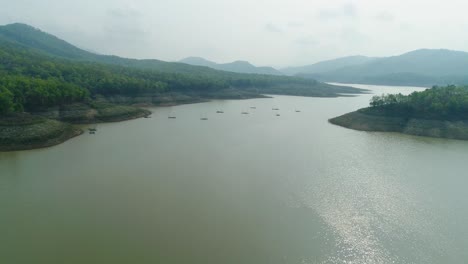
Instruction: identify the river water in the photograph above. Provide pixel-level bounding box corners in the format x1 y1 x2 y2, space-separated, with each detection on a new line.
1 84 468 264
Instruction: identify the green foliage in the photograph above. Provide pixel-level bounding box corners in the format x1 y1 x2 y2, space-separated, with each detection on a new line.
0 23 364 113
0 86 14 113
367 85 468 120
0 76 89 111
0 39 362 113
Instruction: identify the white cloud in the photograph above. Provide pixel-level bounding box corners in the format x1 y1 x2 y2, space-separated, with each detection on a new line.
375 11 395 22
265 23 283 33
318 2 358 20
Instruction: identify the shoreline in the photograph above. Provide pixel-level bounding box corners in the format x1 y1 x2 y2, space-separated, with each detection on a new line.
0 118 85 152
330 111 468 140
0 94 265 152
0 106 152 152
0 126 84 152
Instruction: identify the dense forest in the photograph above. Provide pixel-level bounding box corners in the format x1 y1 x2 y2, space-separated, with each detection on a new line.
0 23 364 114
0 24 370 113
0 41 346 113
365 85 468 120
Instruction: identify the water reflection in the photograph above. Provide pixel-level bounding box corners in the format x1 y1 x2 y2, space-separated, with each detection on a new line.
1 84 468 263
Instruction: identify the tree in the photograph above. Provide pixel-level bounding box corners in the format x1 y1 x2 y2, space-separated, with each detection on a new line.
0 86 14 114
370 95 384 107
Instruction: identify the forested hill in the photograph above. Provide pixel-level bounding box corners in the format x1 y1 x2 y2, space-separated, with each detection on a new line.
0 23 365 114
282 56 376 76
329 85 468 141
179 57 283 75
0 23 222 75
295 49 468 87
365 85 468 120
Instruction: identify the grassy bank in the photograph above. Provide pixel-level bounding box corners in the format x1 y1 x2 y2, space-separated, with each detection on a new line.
0 103 151 151
33 102 151 124
330 110 468 140
0 114 83 151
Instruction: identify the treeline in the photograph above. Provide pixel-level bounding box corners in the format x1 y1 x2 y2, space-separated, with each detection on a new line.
368 85 468 120
0 76 88 112
0 40 327 114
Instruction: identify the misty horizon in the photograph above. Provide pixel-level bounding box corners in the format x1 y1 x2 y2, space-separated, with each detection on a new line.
1 0 468 67
0 21 461 70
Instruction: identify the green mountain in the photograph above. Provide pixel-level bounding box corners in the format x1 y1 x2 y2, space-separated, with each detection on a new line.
0 23 227 75
296 49 468 86
0 23 365 114
180 57 283 75
281 56 376 75
0 23 96 60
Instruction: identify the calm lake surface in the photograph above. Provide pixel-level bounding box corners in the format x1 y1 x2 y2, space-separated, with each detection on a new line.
2 84 468 264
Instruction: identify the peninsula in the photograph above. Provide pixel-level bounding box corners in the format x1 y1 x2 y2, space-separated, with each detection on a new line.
330 85 468 140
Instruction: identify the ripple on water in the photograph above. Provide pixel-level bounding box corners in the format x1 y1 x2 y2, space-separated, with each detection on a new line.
293 136 450 264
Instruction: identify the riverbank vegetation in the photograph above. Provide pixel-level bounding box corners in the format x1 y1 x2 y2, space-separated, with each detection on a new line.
330 85 468 140
365 85 468 120
0 103 150 151
0 113 82 151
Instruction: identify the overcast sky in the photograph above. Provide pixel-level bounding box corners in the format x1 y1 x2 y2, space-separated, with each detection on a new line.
1 0 468 67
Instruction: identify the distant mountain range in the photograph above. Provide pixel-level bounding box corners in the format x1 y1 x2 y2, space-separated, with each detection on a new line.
284 50 468 87
184 48 468 87
0 23 281 77
2 23 468 88
180 57 283 75
282 56 377 75
0 23 238 76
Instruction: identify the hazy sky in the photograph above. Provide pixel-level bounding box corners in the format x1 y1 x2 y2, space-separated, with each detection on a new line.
1 0 468 67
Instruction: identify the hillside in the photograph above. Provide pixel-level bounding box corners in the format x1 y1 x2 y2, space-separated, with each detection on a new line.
296 49 468 86
0 23 366 115
0 23 231 75
282 55 376 75
180 57 283 75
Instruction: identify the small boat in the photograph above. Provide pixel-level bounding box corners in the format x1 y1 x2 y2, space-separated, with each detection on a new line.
250 107 256 109
216 111 224 114
168 116 176 119
200 117 208 121
295 110 301 113
241 112 249 115
144 115 152 118
272 108 279 111
276 114 281 116
88 128 97 132
89 131 96 135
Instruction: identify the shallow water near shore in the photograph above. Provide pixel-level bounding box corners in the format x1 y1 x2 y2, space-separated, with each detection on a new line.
1 84 468 263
